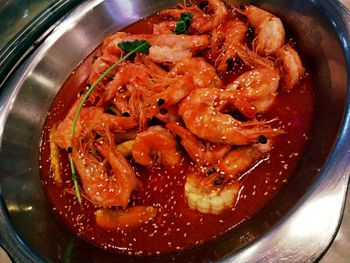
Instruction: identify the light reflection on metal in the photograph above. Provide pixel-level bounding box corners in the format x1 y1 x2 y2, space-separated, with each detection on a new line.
30 73 55 89
0 0 350 262
6 204 33 213
105 0 139 22
289 194 341 239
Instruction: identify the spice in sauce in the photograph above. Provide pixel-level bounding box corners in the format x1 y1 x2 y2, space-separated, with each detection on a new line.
39 7 314 255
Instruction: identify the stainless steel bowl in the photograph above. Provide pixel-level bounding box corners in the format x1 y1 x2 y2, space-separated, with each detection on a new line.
1 0 350 262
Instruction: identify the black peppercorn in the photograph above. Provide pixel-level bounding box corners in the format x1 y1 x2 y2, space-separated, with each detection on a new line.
207 168 216 175
258 135 268 144
214 177 223 186
157 98 165 106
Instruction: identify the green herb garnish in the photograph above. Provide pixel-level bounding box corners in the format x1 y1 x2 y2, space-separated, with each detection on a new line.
118 39 150 54
69 39 151 204
173 13 193 34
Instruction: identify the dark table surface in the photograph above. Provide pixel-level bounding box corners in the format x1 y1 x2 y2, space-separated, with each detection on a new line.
0 1 349 262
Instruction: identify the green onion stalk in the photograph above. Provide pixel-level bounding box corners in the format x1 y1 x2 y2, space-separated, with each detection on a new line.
68 41 150 204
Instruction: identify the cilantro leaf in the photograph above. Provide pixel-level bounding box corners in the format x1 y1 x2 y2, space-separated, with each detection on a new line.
118 39 151 54
173 13 192 35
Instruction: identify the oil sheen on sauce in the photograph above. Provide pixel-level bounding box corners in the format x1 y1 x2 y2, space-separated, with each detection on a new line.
39 14 314 255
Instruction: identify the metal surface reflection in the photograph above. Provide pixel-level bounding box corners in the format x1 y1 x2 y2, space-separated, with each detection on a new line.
0 0 349 262
289 195 342 239
0 0 55 50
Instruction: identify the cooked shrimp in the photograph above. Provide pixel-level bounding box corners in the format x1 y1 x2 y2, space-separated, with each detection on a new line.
72 137 138 207
98 58 167 107
184 141 271 214
179 88 283 145
79 107 137 137
227 66 280 112
239 5 285 56
54 96 137 148
166 122 231 166
87 52 123 102
69 108 137 207
143 75 195 121
275 44 305 92
102 32 210 63
161 0 228 33
101 32 150 57
234 44 274 69
153 21 176 34
216 141 271 180
213 20 248 73
87 55 116 88
147 75 195 113
88 39 148 102
169 57 223 89
146 58 222 118
96 206 157 229
95 56 172 129
132 126 181 167
149 34 210 63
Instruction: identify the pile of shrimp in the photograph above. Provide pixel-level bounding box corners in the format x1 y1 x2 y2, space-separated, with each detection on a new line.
51 0 305 227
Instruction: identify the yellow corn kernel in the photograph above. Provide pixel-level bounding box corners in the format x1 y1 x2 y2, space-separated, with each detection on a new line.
116 140 135 157
49 125 62 186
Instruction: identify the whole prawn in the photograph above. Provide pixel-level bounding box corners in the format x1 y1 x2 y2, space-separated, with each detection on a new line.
275 44 305 92
145 57 222 119
98 55 168 107
132 126 181 167
220 46 281 113
238 5 285 56
102 32 210 64
179 88 283 145
70 108 138 207
213 20 248 73
54 100 136 149
227 66 280 113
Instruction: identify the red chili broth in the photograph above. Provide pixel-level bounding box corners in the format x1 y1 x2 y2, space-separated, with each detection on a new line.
39 13 314 255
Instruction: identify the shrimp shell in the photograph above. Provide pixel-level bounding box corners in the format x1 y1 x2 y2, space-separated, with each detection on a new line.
132 126 181 167
275 44 305 92
179 88 284 145
239 5 285 56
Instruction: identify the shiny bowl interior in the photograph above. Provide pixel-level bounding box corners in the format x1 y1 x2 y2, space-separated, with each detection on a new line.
0 0 350 262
